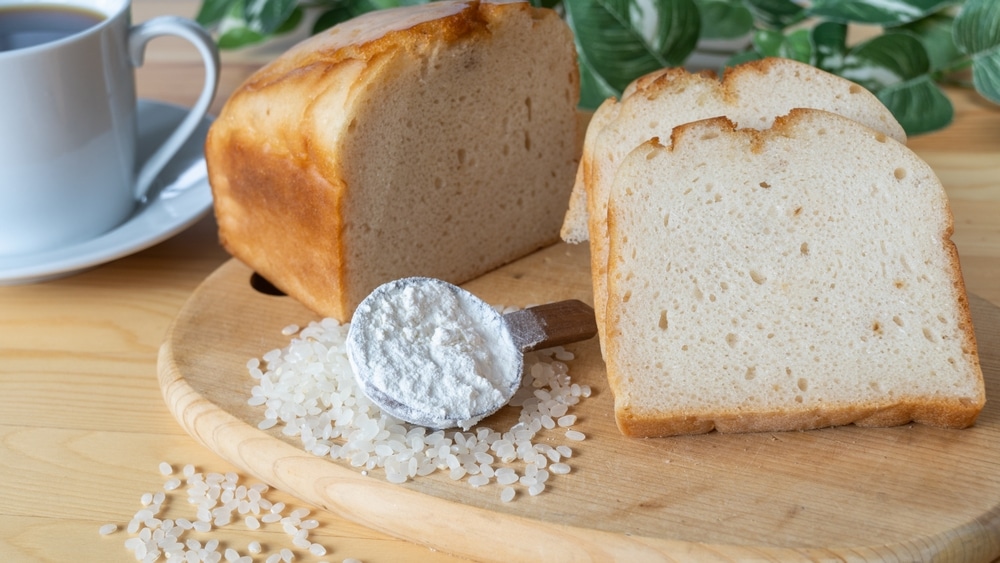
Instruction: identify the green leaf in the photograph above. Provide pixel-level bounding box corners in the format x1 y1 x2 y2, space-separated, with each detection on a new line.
693 0 753 40
313 5 358 33
971 55 1000 103
564 0 701 92
752 28 811 63
780 28 811 63
876 74 954 134
244 0 298 34
752 29 783 57
217 25 266 48
742 0 806 30
953 0 1000 102
901 11 963 72
724 48 763 68
216 0 267 48
954 0 1000 53
195 0 235 28
811 21 847 72
838 32 931 91
807 0 956 27
275 5 303 34
578 49 620 109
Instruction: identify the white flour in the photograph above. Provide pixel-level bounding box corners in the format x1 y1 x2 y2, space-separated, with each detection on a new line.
346 278 522 430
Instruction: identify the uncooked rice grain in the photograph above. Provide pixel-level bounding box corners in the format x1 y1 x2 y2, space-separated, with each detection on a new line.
246 313 589 502
105 462 359 563
500 486 516 502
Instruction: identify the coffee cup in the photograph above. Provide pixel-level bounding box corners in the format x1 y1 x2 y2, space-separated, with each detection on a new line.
0 0 219 256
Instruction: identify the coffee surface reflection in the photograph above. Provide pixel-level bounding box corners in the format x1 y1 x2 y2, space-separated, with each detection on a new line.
0 5 104 52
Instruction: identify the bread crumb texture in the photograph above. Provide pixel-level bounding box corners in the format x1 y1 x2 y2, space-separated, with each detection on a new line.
206 1 579 321
606 109 984 437
564 58 907 360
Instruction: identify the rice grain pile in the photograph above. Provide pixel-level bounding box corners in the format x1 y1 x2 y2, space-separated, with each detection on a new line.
248 311 591 500
101 463 351 562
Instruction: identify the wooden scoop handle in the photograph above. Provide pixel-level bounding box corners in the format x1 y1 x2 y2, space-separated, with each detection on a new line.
503 300 598 353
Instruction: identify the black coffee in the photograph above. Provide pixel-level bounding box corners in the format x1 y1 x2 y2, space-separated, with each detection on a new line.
0 5 104 52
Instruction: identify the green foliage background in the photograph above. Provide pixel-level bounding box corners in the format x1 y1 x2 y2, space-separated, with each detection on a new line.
194 0 1000 136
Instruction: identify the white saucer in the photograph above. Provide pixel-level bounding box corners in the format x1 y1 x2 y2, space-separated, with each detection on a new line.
0 99 215 285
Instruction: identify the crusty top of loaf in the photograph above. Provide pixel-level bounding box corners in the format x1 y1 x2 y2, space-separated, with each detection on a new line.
206 0 578 321
560 57 907 244
238 1 545 92
604 108 983 437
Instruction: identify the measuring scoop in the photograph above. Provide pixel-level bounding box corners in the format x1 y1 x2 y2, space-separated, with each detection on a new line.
346 277 597 430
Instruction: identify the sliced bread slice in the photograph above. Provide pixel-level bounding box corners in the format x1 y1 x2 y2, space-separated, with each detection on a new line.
605 109 983 437
558 67 680 243
565 58 907 356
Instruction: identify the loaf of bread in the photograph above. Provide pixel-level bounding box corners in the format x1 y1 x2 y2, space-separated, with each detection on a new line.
206 1 579 322
561 59 907 354
605 109 984 437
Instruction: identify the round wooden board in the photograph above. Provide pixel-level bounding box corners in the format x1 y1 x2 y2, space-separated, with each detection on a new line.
158 242 1000 562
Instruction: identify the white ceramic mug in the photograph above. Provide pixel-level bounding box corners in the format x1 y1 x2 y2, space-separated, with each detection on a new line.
0 0 219 256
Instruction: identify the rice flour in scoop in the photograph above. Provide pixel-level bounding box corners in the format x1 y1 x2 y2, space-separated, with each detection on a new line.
346 277 597 430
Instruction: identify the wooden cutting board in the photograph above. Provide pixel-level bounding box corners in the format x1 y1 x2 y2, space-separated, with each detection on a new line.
158 242 1000 562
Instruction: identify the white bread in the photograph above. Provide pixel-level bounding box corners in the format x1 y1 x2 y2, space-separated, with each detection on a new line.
561 59 907 355
559 66 682 243
605 109 983 437
206 1 579 322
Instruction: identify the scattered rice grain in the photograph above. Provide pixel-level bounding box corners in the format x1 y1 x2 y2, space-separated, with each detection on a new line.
550 462 571 475
500 486 515 503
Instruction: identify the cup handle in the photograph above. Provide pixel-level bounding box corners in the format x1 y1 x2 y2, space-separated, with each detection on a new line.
128 16 220 201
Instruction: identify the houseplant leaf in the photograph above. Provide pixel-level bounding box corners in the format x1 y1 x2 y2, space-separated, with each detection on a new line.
195 0 235 28
564 0 701 93
742 0 806 30
217 0 266 48
245 0 299 34
752 28 811 63
953 0 1000 102
876 75 954 134
901 11 963 73
839 32 931 91
807 0 956 27
839 32 953 134
811 21 847 72
694 0 753 40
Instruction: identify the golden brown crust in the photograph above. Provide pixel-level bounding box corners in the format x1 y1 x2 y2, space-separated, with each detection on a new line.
239 1 520 93
207 1 577 322
615 396 984 438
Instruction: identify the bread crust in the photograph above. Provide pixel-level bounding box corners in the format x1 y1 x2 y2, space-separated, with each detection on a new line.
616 396 985 437
605 111 984 438
207 1 578 321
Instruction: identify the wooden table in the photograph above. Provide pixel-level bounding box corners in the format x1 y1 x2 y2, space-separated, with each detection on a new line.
2 2 999 561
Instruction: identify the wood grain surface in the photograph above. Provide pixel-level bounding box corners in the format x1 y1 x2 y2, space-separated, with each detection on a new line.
1 0 998 559
160 244 1000 562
